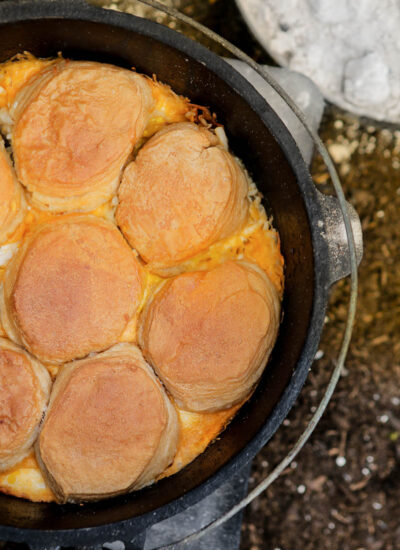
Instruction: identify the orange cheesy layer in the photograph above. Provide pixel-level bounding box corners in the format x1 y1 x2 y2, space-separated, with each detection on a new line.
0 55 284 502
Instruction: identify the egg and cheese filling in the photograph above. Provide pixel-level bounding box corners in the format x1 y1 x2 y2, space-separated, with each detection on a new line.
0 54 284 502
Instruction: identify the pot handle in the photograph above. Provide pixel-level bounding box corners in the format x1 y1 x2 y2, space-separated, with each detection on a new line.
315 189 363 286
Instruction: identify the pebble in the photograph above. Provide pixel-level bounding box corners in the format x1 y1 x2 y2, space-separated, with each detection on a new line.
377 520 388 530
328 143 352 163
336 456 346 467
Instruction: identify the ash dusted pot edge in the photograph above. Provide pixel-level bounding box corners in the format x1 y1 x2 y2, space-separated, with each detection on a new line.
0 0 362 546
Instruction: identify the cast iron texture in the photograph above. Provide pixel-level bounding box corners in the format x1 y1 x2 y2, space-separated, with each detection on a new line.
0 0 332 546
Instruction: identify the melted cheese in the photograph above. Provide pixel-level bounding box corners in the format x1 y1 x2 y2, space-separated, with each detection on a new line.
120 270 163 343
0 53 54 109
166 198 284 297
0 452 53 502
0 55 284 503
145 79 190 137
161 403 243 479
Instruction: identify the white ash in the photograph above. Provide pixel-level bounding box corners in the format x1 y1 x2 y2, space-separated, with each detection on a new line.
238 0 400 123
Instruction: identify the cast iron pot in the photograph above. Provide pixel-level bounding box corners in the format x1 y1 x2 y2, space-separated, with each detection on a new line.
0 1 361 546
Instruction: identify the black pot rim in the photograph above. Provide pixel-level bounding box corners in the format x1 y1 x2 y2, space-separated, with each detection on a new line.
0 1 331 545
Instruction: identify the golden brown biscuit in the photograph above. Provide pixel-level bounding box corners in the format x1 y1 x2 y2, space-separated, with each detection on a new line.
0 136 25 244
116 122 249 273
0 338 51 472
36 344 179 503
1 217 143 363
11 60 153 212
138 260 280 412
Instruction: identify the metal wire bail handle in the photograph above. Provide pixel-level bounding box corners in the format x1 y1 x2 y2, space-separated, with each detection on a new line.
116 1 359 547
